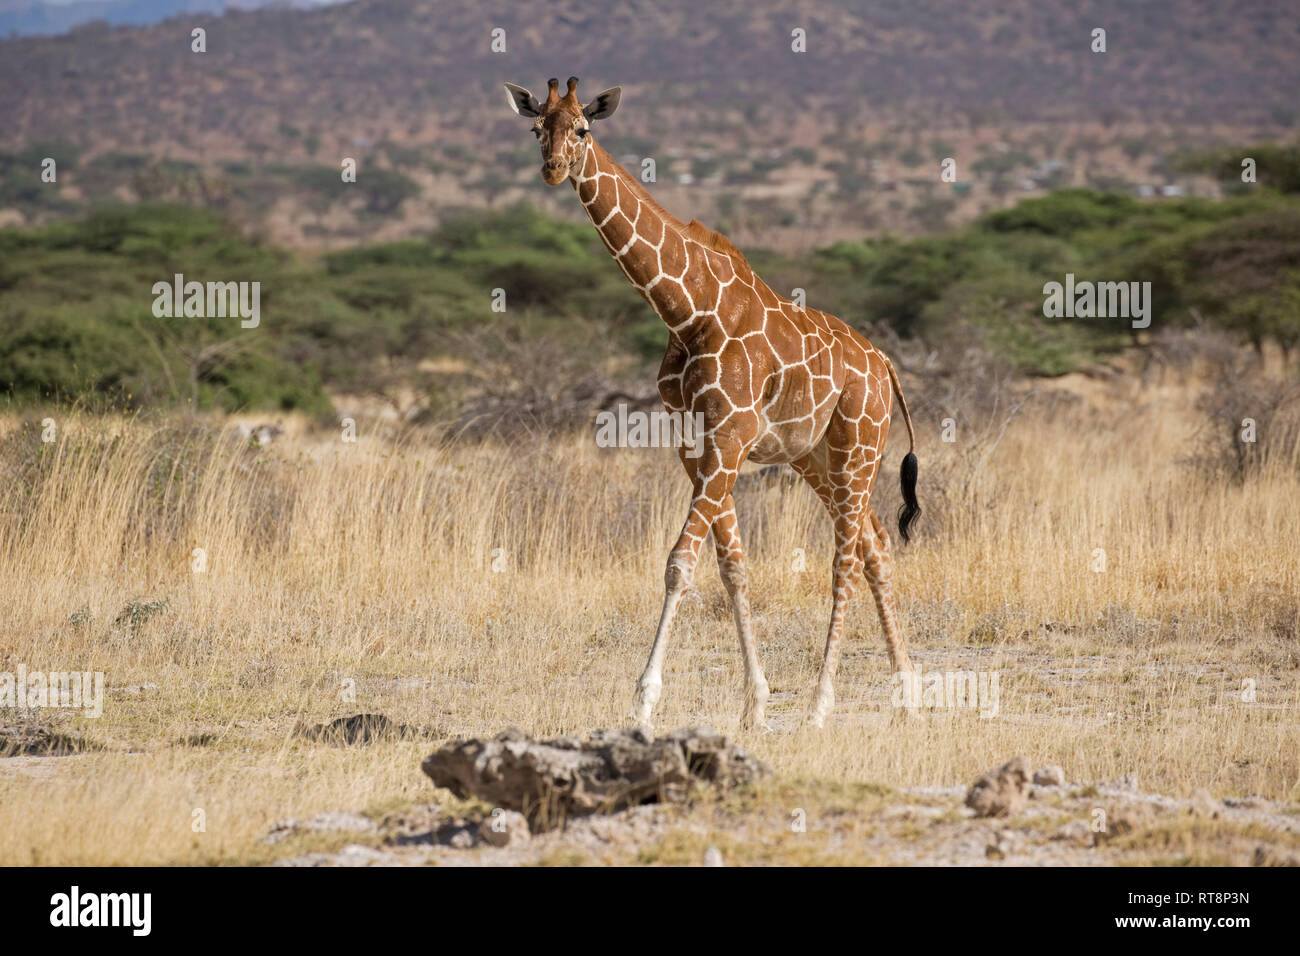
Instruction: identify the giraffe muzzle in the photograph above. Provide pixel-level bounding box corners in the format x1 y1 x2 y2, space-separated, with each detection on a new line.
541 159 569 186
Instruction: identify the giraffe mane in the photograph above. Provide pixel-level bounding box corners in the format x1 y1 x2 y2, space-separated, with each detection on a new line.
598 149 757 283
682 219 754 279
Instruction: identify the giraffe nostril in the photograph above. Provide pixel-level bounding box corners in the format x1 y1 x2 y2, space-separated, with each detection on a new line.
540 161 568 185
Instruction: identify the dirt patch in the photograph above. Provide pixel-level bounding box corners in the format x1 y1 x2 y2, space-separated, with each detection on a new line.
0 723 101 757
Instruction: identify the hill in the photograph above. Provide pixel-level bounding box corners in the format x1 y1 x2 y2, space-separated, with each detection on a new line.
1 0 1297 247
4 187 1297 419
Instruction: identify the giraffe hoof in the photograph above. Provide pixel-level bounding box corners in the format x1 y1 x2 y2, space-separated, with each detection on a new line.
741 685 771 734
802 710 827 731
628 703 655 733
632 679 661 726
803 689 833 729
740 713 773 734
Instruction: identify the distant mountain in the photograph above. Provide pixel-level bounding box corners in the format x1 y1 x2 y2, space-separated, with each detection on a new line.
6 0 1295 136
0 0 345 37
0 0 1296 248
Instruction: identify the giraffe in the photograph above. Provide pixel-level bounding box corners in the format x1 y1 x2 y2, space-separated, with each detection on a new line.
505 77 921 729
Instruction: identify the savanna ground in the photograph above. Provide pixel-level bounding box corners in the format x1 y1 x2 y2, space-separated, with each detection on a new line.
1 344 1298 866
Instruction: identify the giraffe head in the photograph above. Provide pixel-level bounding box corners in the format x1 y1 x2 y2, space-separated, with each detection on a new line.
504 76 622 186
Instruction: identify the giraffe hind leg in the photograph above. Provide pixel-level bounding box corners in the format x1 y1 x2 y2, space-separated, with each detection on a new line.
793 452 914 726
790 449 850 727
862 508 913 676
712 497 771 730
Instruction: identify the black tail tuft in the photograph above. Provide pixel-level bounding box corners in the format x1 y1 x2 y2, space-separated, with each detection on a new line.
897 451 921 543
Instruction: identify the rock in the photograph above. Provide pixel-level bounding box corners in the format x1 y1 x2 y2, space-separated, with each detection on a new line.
0 723 101 757
422 726 769 830
1108 773 1140 792
1095 803 1151 843
965 757 1031 818
1253 845 1300 867
1052 819 1096 848
1224 795 1270 810
264 811 378 844
332 844 396 866
297 713 421 746
273 844 404 867
1191 788 1220 818
1033 765 1065 787
985 828 1022 859
703 846 724 867
478 810 531 848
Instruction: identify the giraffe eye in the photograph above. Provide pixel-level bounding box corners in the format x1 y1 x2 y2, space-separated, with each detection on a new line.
576 127 589 138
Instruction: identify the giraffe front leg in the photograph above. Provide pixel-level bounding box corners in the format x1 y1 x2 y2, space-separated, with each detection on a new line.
633 552 691 726
634 438 742 728
712 498 770 732
634 491 727 728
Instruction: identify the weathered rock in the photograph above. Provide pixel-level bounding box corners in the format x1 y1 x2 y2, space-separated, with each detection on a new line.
264 811 378 845
1224 795 1270 810
1253 845 1300 867
965 756 1031 818
1052 819 1096 848
1191 788 1221 818
703 846 724 867
1107 773 1140 792
1095 802 1152 843
985 828 1022 859
298 713 421 746
1033 765 1066 787
0 723 101 757
478 810 531 848
422 726 768 829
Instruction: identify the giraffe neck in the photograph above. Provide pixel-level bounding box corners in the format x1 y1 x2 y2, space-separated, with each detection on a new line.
571 140 701 335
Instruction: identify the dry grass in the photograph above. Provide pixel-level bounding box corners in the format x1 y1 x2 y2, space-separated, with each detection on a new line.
0 366 1298 865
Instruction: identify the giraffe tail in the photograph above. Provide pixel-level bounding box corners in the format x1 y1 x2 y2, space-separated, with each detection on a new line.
885 357 921 543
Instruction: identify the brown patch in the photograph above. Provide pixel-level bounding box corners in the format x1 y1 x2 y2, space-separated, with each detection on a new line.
649 275 692 318
659 227 688 276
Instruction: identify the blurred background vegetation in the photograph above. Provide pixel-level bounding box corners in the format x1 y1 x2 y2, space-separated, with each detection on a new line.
2 144 1297 422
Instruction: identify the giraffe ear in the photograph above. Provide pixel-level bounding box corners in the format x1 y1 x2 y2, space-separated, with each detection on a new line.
504 83 542 117
583 87 622 122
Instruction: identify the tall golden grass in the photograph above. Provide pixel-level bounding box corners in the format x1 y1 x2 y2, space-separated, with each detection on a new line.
0 369 1297 863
